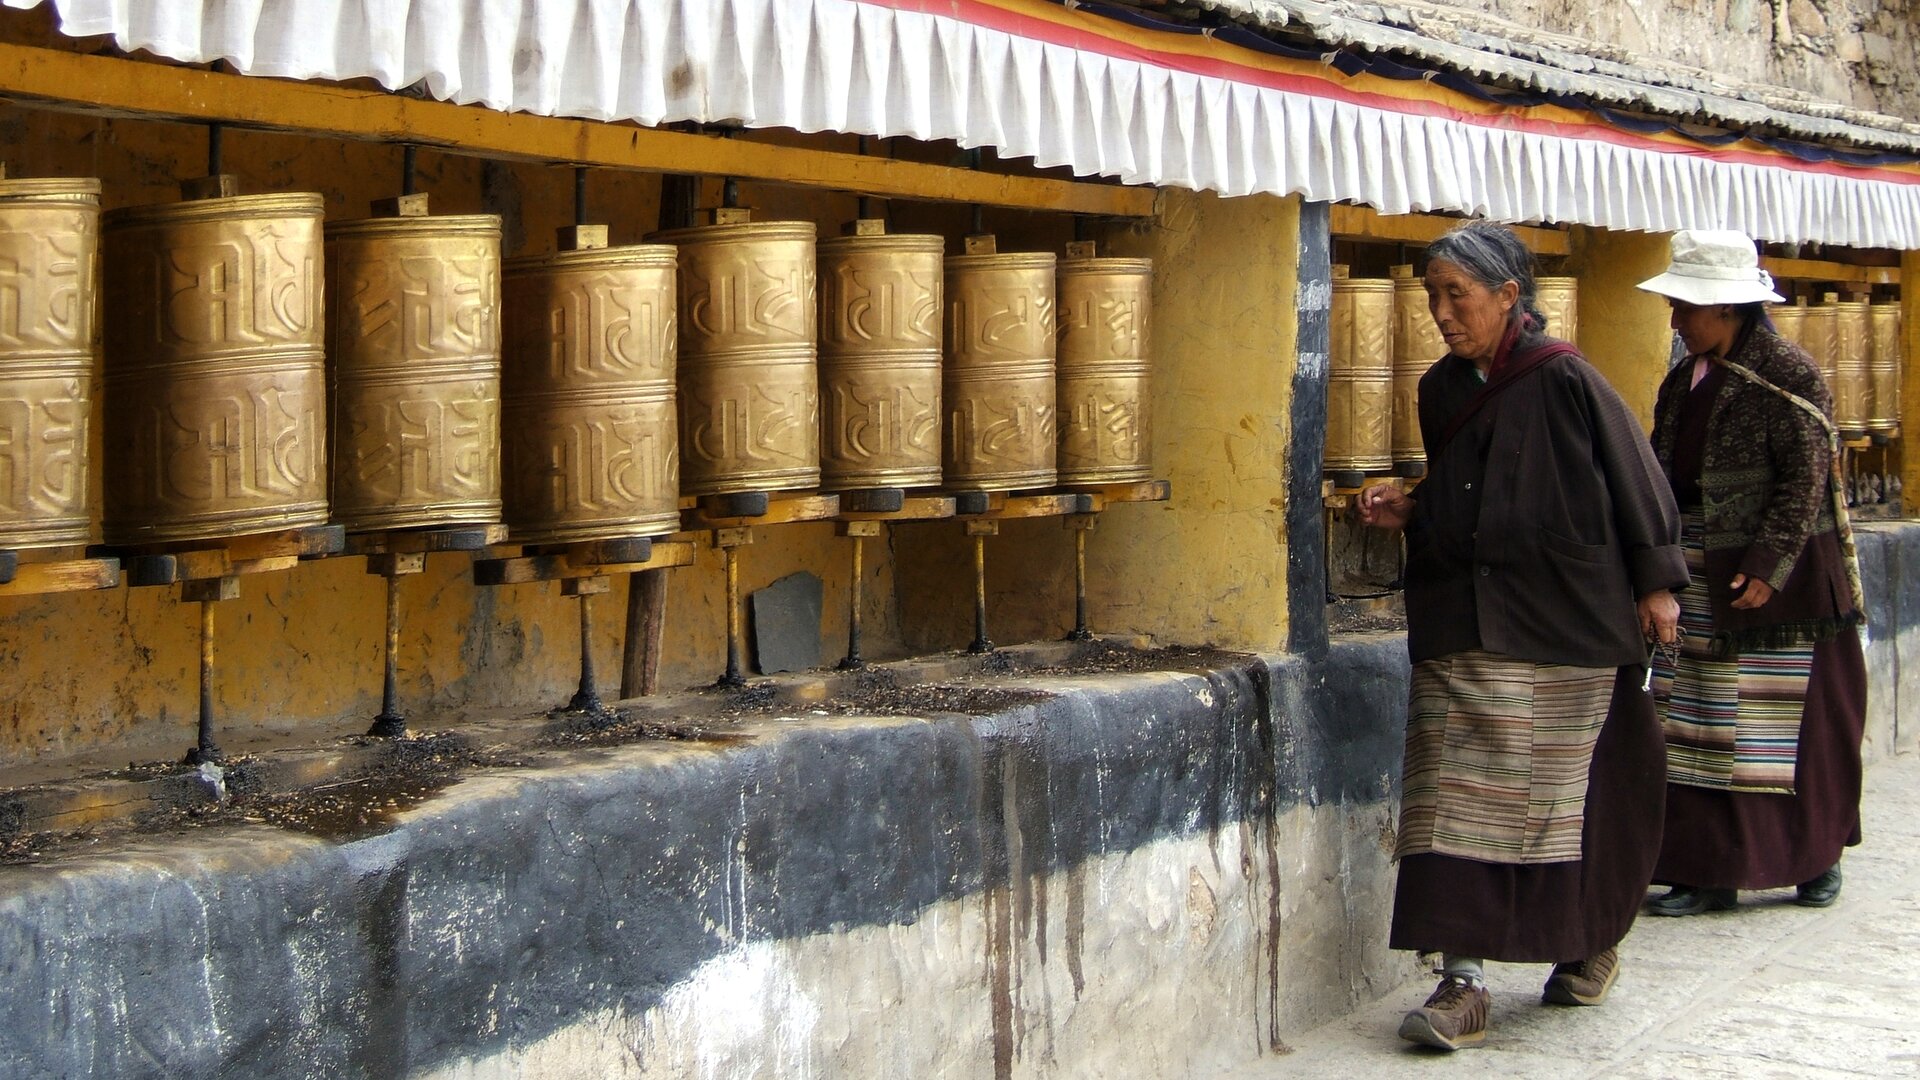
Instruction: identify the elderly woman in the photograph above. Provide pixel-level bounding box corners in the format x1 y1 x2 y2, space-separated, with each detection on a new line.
1637 231 1867 917
1360 221 1687 1051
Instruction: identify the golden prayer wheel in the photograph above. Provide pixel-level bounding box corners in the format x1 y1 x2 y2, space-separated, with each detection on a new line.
1809 295 1840 392
101 193 328 544
0 178 100 551
816 225 944 490
1056 245 1153 485
1868 303 1902 435
943 241 1057 491
1390 264 1441 471
1325 267 1393 474
1536 276 1578 343
500 241 681 542
1771 300 1807 351
1832 298 1871 437
654 217 819 496
326 212 503 531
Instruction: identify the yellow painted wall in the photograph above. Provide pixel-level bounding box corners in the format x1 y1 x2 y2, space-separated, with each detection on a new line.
1563 226 1677 428
894 189 1302 653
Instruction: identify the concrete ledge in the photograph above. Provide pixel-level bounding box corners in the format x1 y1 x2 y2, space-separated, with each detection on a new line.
0 640 1412 1078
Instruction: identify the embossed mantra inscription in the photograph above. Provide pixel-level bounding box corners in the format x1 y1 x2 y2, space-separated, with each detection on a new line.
817 233 943 490
1057 256 1153 485
0 179 100 550
655 221 819 496
102 193 329 543
501 244 680 542
1326 274 1393 473
944 251 1057 492
1391 267 1444 467
326 215 502 531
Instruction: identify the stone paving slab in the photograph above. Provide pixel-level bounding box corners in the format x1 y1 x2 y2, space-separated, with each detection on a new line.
1222 749 1920 1079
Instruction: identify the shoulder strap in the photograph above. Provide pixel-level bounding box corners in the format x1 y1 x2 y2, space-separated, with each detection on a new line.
1713 356 1865 620
1430 342 1577 459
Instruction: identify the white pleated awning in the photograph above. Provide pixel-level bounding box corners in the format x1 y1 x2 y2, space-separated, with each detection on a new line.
9 0 1920 248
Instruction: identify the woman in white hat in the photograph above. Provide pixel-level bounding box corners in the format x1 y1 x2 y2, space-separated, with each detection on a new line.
1636 230 1867 917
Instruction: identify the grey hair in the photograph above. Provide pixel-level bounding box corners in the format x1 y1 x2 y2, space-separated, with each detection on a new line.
1423 221 1549 338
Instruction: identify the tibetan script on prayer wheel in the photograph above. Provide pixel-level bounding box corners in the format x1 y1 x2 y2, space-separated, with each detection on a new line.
817 229 944 490
943 248 1057 492
1867 303 1902 436
1535 276 1579 344
1056 251 1153 486
101 193 328 543
1832 298 1871 438
1390 264 1442 472
0 178 99 551
326 213 503 531
1325 269 1394 474
501 243 681 542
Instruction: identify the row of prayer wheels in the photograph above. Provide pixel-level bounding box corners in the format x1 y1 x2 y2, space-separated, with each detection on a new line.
0 177 1154 553
1325 264 1580 475
1771 294 1904 438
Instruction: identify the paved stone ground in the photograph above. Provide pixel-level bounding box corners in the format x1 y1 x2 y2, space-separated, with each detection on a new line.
1226 749 1920 1079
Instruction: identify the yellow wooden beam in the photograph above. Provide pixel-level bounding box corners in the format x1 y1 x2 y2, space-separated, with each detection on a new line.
0 42 1156 217
1330 204 1571 256
1760 255 1899 286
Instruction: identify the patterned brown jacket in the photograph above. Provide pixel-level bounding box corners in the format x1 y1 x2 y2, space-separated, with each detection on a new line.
1650 322 1858 651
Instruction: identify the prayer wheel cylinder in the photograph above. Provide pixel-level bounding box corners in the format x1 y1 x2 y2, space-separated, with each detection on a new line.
816 230 944 490
1772 301 1807 352
1056 252 1153 485
0 178 100 551
101 193 328 544
943 249 1058 491
1390 264 1441 471
500 243 681 542
654 220 819 496
1325 268 1393 474
1809 296 1840 392
1536 276 1578 343
1868 303 1902 435
1833 298 1871 437
326 214 503 531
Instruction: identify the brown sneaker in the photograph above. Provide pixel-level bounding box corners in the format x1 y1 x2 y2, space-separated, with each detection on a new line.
1543 946 1620 1006
1397 975 1490 1051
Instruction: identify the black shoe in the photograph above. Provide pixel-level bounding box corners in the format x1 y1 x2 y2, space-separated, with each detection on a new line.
1795 863 1843 908
1646 885 1738 916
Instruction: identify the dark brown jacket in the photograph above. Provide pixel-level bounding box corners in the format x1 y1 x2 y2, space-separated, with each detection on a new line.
1651 323 1858 651
1405 343 1688 667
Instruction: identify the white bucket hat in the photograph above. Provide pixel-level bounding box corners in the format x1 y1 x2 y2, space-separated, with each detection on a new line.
1636 230 1784 306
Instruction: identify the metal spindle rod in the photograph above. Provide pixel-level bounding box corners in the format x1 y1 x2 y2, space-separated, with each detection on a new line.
1067 524 1092 641
368 574 407 738
402 144 419 196
574 165 589 226
969 532 994 654
567 592 607 714
723 177 740 210
839 535 867 669
190 599 222 763
721 546 746 687
207 123 224 177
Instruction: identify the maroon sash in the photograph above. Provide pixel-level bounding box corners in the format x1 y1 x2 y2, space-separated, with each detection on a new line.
1430 341 1580 459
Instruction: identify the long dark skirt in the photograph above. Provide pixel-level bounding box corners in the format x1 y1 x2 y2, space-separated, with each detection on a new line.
1654 628 1866 891
1389 667 1666 963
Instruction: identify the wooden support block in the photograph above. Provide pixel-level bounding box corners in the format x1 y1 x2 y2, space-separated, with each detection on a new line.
839 495 958 523
712 527 754 549
224 525 345 561
556 536 653 566
558 224 610 250
345 523 509 556
170 548 234 581
949 491 997 516
0 556 119 597
1062 479 1172 504
124 554 180 588
180 174 240 200
837 520 884 538
562 576 612 597
1066 515 1097 533
699 491 771 518
988 493 1088 520
229 555 300 577
181 576 241 603
370 192 432 217
473 541 695 586
965 519 1000 538
366 552 428 577
686 494 840 529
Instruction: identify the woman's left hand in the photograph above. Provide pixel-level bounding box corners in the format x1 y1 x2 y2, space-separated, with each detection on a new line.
1728 573 1775 609
1638 590 1680 645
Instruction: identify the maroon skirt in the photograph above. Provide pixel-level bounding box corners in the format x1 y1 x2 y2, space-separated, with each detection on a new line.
1389 667 1667 963
1653 629 1866 891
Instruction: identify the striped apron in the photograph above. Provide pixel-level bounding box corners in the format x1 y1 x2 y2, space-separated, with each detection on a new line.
1396 649 1615 865
1651 512 1812 795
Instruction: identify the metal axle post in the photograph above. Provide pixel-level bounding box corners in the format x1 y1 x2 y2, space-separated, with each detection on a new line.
1066 515 1094 641
714 528 753 687
966 519 998 654
192 598 221 763
565 587 609 715
367 573 407 737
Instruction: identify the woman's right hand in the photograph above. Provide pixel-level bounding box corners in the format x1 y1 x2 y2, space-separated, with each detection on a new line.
1358 483 1413 530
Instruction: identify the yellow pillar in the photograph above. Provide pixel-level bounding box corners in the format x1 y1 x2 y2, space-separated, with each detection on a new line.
1562 226 1676 428
1901 250 1920 510
1081 189 1302 651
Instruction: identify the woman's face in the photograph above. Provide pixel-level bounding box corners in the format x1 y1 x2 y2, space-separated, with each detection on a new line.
1424 260 1519 366
1668 299 1740 358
